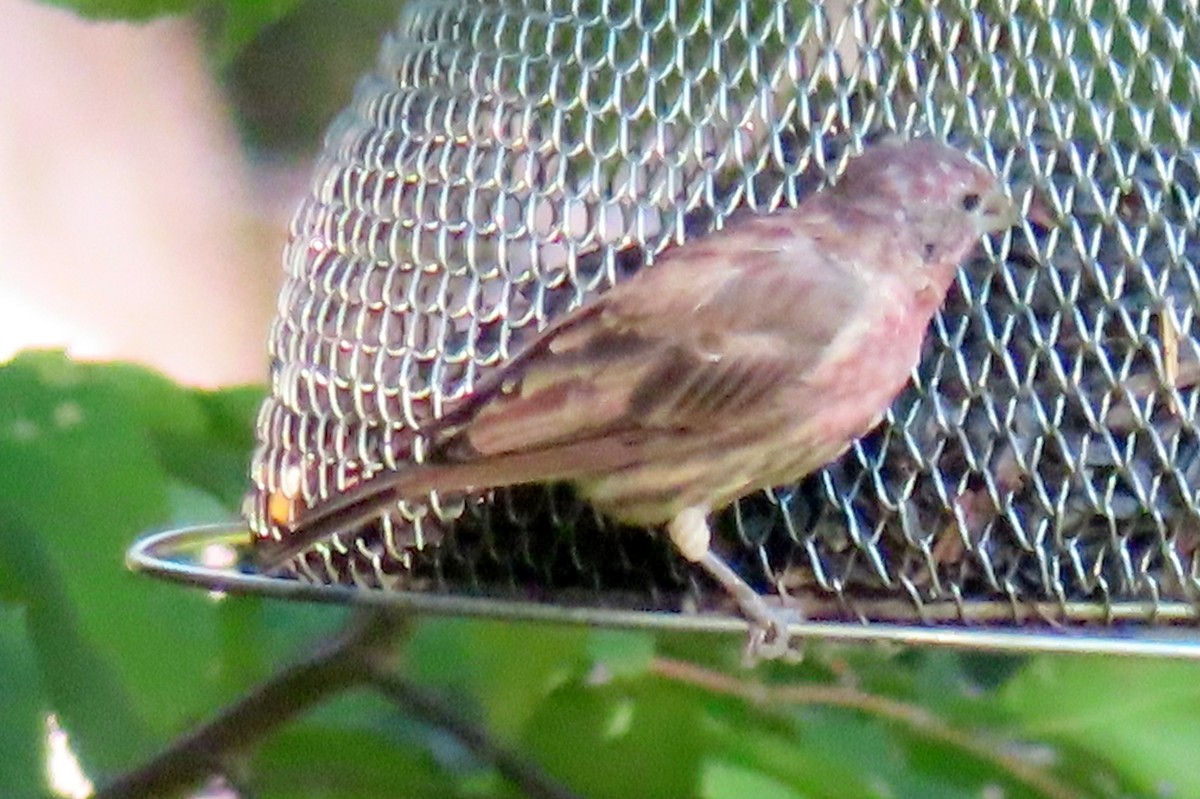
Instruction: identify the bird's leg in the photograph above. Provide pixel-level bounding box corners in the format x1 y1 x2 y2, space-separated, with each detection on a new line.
667 507 800 662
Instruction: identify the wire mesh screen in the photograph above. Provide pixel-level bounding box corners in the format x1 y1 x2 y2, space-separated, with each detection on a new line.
246 0 1200 625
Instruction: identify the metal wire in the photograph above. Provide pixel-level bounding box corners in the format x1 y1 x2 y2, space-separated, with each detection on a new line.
246 0 1200 628
130 524 1200 658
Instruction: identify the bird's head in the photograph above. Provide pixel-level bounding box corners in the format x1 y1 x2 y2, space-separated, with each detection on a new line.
831 137 1016 292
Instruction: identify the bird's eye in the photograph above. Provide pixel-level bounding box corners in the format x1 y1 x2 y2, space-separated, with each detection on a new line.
961 193 981 211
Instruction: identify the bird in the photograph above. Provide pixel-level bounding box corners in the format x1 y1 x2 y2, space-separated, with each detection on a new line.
256 137 1015 659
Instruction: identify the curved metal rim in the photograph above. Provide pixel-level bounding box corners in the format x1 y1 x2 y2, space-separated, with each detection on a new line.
127 523 1200 659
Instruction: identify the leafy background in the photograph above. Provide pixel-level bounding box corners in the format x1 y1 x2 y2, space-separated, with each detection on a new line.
2 1 1199 798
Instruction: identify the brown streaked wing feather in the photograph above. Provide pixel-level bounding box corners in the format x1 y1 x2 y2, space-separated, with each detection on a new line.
449 210 867 460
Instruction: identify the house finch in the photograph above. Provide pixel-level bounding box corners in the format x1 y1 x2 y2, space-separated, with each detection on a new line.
257 138 1015 658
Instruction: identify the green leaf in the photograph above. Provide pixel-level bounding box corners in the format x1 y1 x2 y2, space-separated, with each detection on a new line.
33 0 199 20
408 618 591 740
701 761 805 799
0 605 53 799
251 691 462 799
0 352 257 773
780 706 994 799
33 0 302 33
1002 655 1200 797
0 360 166 769
587 629 656 679
205 0 304 67
197 384 266 449
701 709 879 799
523 676 705 799
165 480 236 527
219 0 405 152
84 362 263 510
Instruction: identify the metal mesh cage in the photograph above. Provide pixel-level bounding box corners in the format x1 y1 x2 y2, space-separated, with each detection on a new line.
247 0 1200 626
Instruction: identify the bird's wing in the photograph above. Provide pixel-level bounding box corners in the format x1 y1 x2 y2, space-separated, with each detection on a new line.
442 210 868 461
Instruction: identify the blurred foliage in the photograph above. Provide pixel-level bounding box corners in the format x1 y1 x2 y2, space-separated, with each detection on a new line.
34 0 302 54
34 0 198 19
0 350 1198 799
35 0 398 156
214 0 403 155
198 0 304 67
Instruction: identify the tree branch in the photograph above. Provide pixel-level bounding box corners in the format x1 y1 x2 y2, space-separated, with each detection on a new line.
371 672 582 799
95 609 410 799
95 607 579 799
650 656 1085 799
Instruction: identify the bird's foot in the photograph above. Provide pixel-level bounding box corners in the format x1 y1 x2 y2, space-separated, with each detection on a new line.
738 593 805 667
669 508 803 664
695 549 804 665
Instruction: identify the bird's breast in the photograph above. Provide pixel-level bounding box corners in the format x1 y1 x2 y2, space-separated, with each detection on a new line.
796 291 929 450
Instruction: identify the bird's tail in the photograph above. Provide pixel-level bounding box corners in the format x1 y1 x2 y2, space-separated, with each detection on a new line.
254 436 639 572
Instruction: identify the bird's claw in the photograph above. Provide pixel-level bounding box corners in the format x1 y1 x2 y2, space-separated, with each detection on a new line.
692 547 805 665
740 607 805 667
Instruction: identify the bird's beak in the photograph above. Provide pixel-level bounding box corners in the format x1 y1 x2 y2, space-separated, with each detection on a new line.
975 189 1019 234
